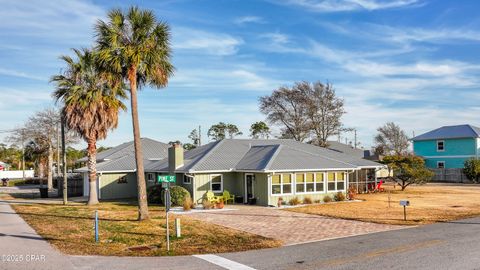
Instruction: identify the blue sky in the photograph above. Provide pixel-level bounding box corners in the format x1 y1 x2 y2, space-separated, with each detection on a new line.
1 0 480 149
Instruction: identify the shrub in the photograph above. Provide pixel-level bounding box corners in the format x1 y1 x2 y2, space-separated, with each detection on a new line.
202 199 213 210
303 197 313 204
334 192 346 202
464 158 480 183
314 199 321 204
323 195 332 203
288 197 301 205
183 196 193 211
170 186 191 206
348 186 357 200
147 185 191 206
147 185 163 204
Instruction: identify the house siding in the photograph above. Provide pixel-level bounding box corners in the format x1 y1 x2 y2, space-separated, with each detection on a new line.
414 138 478 169
99 173 138 199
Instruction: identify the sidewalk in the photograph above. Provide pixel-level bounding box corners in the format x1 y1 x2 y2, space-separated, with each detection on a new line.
0 201 74 270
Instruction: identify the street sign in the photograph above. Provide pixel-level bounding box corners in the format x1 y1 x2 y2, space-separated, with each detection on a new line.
399 200 410 206
158 175 176 183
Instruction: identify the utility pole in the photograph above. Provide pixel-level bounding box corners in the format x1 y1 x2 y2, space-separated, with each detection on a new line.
354 129 357 149
61 116 67 205
21 129 25 181
198 125 202 146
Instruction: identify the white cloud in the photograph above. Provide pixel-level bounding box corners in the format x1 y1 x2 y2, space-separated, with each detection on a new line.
275 0 421 12
172 27 244 56
234 16 265 25
0 68 46 81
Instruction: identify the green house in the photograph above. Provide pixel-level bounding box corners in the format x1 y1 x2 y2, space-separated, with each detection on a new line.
76 138 169 200
145 139 383 206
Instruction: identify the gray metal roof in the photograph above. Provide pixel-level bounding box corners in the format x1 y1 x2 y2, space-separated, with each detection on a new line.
77 138 169 162
75 138 169 173
146 139 383 173
412 124 480 141
326 141 370 159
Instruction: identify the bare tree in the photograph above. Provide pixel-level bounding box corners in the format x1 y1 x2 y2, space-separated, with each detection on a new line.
259 85 310 142
302 82 345 147
374 122 410 156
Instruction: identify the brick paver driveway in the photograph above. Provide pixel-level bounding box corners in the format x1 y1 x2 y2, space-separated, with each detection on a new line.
188 205 406 245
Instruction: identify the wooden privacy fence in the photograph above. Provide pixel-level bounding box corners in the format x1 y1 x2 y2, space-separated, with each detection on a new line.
430 168 472 183
57 174 84 197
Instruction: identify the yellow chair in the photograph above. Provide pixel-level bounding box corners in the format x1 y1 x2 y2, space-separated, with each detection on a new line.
205 191 221 204
223 190 235 204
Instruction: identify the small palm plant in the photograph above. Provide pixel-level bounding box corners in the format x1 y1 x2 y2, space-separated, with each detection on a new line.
52 48 126 205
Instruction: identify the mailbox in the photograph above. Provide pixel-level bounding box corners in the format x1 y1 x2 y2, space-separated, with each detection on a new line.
399 200 410 206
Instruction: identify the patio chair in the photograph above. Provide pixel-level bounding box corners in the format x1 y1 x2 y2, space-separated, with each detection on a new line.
223 190 235 204
205 191 221 204
375 180 385 192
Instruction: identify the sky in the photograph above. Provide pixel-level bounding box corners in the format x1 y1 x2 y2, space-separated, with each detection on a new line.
1 0 480 150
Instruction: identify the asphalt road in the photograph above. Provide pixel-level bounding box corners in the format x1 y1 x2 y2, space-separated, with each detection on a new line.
2 195 480 270
220 217 480 270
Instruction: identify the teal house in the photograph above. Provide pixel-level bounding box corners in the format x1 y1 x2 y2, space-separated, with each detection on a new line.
412 125 480 169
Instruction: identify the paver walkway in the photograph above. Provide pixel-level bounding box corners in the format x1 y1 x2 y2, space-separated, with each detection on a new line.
188 205 406 245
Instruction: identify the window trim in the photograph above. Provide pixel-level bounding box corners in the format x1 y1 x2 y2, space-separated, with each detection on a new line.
183 174 192 184
210 174 223 193
437 140 445 152
326 172 346 192
437 161 445 169
271 173 293 196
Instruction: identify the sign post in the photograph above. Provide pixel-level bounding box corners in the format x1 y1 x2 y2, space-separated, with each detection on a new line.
158 175 176 252
399 200 410 221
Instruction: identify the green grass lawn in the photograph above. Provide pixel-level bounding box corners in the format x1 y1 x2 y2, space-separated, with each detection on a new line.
12 202 281 256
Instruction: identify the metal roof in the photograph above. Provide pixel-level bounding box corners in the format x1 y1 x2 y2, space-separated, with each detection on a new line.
146 139 383 173
326 141 369 159
75 138 169 173
412 124 480 141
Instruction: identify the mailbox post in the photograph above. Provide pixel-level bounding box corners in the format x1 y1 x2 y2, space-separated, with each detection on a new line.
399 200 410 221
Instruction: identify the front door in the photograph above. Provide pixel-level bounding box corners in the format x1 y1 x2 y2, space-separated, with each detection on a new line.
245 174 255 203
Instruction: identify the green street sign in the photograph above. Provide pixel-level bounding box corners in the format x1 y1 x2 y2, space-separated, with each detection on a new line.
158 175 176 183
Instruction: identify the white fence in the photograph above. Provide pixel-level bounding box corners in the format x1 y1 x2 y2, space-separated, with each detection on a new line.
0 170 35 179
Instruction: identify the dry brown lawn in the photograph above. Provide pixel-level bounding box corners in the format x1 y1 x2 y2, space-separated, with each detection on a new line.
11 202 281 256
287 183 480 225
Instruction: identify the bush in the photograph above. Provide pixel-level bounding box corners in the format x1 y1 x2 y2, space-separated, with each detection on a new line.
147 185 191 206
303 197 313 204
288 197 301 205
147 185 163 204
202 199 213 210
464 158 480 183
183 196 193 211
170 186 191 206
323 195 332 203
334 192 346 202
314 199 321 204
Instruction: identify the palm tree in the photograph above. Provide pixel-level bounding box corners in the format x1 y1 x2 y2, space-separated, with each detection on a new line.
94 6 174 220
52 48 126 205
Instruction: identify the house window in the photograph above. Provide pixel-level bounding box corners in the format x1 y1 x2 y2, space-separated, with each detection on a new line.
296 173 305 193
146 173 155 182
437 161 445 169
315 173 324 192
118 175 128 184
305 173 315 192
327 172 336 191
271 174 293 195
210 174 223 192
437 140 445 152
337 172 345 191
183 175 192 184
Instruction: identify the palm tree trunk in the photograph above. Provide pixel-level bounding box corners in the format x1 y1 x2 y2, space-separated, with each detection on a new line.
87 137 99 205
129 68 149 221
47 143 53 190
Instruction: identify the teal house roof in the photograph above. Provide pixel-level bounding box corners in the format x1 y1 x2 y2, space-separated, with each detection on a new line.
412 125 480 141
